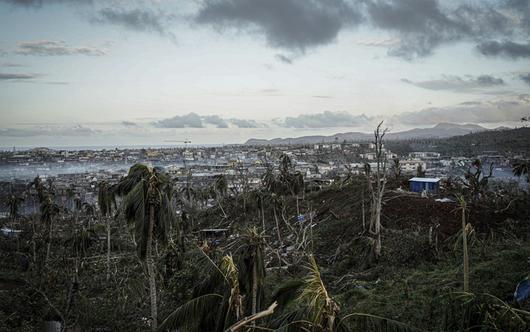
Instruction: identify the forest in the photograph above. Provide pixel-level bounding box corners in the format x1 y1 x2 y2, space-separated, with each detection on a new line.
1 128 530 331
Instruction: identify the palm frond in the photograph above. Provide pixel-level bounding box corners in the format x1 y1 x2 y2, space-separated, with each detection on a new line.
272 279 305 307
158 293 223 332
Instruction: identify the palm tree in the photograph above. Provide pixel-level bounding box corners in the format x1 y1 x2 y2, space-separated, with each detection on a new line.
513 160 529 182
229 226 266 316
271 255 419 332
7 190 24 223
98 181 115 281
40 193 60 267
213 174 228 217
160 249 269 332
115 164 175 330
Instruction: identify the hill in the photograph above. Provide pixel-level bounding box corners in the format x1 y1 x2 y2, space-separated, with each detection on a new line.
386 127 530 156
245 123 489 145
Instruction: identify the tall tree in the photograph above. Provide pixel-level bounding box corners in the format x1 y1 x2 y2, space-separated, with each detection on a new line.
98 181 115 281
115 164 175 330
230 227 266 316
364 122 388 259
40 193 60 267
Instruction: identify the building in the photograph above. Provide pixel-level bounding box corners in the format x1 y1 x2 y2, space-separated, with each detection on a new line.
400 160 426 173
409 177 440 193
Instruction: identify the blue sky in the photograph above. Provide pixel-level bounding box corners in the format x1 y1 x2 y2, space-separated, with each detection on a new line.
0 0 529 146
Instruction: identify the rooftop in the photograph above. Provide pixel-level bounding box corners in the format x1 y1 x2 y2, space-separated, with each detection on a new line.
409 177 441 183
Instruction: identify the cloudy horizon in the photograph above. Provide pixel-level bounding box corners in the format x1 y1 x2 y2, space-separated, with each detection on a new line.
1 0 529 147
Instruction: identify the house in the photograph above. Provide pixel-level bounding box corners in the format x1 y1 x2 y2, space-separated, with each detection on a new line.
400 160 427 173
409 177 440 193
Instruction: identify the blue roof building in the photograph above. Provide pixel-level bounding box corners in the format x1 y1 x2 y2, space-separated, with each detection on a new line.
409 177 441 193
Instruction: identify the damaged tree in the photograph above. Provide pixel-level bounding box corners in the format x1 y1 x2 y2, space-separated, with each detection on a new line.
364 121 388 259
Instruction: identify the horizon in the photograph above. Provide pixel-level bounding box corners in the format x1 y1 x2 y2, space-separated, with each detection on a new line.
1 0 530 147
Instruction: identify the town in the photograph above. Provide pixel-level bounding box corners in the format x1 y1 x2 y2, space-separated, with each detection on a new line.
0 135 525 217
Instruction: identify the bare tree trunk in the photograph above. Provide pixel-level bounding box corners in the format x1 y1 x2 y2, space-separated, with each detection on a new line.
106 217 111 281
374 197 382 257
462 207 469 292
147 205 158 331
273 205 282 248
251 261 258 315
31 215 37 264
45 218 53 267
261 199 266 232
361 190 365 232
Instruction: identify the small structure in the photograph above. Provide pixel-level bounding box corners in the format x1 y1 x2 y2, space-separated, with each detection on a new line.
409 177 441 193
198 228 228 241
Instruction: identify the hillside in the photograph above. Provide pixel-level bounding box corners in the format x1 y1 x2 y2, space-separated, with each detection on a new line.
245 123 489 145
386 127 530 156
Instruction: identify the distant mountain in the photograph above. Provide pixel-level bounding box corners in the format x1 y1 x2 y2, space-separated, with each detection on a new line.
245 123 489 145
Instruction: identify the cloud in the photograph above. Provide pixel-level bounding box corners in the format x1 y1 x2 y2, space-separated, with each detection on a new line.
364 0 516 59
16 40 106 56
476 40 530 59
0 125 98 137
203 115 229 128
282 111 373 128
154 113 265 128
402 74 505 92
92 8 176 40
520 73 530 86
395 96 530 125
0 72 39 80
154 112 204 128
195 0 362 52
228 118 260 128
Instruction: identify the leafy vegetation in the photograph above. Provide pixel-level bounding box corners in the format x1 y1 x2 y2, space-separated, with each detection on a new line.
1 152 530 331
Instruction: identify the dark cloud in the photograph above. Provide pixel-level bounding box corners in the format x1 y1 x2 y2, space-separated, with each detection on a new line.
520 73 530 86
92 8 176 40
476 40 530 59
365 0 513 59
402 74 505 92
282 111 372 128
195 0 362 52
16 40 105 56
395 96 530 125
0 72 38 80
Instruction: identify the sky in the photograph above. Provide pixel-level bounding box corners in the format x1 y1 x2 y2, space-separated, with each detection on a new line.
0 0 529 147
